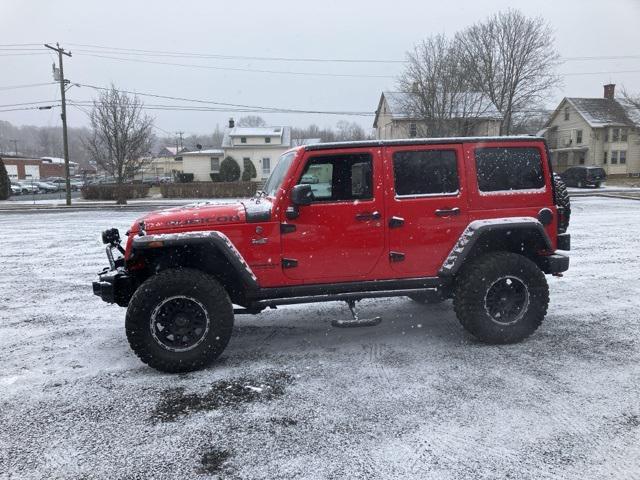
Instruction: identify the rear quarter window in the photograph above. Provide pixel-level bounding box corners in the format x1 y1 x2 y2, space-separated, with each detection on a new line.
475 147 545 192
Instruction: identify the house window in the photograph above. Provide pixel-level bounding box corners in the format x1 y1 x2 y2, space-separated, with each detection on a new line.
621 128 628 141
210 157 220 172
612 128 620 142
576 130 583 144
175 156 183 162
611 151 618 164
620 150 627 164
262 157 271 175
265 137 271 144
409 123 417 138
603 151 608 164
603 129 608 142
564 108 570 121
240 137 247 144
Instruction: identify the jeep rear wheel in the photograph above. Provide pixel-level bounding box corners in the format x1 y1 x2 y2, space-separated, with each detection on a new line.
126 268 234 373
453 252 549 344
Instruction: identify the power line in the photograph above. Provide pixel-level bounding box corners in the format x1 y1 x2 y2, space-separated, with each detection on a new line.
0 82 58 91
78 53 396 79
0 100 59 108
65 42 640 64
68 43 405 64
74 83 374 115
0 104 60 113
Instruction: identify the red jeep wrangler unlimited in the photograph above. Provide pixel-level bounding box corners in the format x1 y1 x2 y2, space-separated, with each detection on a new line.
94 136 571 373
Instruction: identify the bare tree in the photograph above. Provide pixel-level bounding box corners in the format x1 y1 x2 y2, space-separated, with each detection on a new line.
237 115 267 127
397 35 494 137
456 9 561 134
84 86 154 204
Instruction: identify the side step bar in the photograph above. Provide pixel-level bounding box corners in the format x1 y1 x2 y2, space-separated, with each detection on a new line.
249 288 439 309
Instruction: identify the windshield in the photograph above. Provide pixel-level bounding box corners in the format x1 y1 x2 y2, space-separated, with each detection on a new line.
263 151 296 197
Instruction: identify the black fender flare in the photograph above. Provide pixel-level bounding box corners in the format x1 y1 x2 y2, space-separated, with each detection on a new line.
132 231 259 289
438 217 552 277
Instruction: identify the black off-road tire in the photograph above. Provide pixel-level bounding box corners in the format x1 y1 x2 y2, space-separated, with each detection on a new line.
453 252 549 344
126 268 234 373
553 175 571 234
408 292 446 304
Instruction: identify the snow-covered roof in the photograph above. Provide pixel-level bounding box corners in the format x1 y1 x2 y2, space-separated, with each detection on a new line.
229 127 284 137
222 126 292 148
182 149 225 156
41 156 78 166
292 137 322 146
562 97 640 128
375 91 503 127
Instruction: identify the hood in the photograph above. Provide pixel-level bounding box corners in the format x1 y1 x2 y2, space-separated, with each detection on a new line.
135 201 247 233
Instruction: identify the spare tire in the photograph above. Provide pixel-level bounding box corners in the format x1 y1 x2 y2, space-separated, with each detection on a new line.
553 174 571 233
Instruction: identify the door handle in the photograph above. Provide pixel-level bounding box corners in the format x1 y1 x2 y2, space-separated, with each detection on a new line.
355 211 381 221
434 207 460 217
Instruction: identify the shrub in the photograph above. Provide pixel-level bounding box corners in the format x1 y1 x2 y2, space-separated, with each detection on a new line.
242 158 257 181
176 172 194 183
161 181 258 199
220 156 241 182
210 173 221 182
0 159 10 200
81 184 150 201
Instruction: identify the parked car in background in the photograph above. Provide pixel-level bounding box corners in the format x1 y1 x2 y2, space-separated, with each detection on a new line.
45 178 84 191
560 166 607 188
10 184 22 196
33 181 60 193
17 181 40 194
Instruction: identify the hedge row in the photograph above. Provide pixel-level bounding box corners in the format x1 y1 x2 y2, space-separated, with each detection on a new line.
160 181 258 199
81 184 151 200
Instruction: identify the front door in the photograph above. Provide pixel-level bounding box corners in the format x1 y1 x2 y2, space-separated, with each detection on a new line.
281 149 385 282
384 144 468 277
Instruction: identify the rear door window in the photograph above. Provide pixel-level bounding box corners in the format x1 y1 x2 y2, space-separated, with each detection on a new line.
475 147 545 192
393 149 459 196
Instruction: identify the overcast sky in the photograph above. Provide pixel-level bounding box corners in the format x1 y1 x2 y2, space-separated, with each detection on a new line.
2 0 640 137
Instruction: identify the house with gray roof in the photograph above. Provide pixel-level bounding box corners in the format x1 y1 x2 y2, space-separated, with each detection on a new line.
542 84 640 176
221 119 292 180
373 91 502 140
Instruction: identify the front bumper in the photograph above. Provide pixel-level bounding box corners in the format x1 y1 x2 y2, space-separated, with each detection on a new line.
92 268 134 307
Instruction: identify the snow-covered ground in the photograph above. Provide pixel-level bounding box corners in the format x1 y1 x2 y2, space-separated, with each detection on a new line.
1 198 639 479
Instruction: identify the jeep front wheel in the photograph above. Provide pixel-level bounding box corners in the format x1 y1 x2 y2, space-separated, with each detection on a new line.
125 268 234 373
453 252 549 344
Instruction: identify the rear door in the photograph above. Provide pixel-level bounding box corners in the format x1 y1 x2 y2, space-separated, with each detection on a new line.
280 148 385 282
384 143 468 276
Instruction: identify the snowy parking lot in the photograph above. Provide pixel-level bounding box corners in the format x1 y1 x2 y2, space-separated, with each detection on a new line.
1 197 639 479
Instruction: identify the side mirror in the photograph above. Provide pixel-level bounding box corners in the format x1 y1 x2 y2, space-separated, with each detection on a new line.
290 183 313 206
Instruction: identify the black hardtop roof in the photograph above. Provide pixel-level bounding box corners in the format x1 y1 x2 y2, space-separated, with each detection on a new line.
303 135 546 152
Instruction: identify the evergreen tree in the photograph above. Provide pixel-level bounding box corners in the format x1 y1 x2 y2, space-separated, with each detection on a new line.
242 158 257 181
219 156 241 182
0 158 11 200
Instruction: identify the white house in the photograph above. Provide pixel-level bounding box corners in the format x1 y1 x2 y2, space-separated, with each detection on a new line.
541 84 640 175
221 120 292 180
373 91 502 140
181 149 225 181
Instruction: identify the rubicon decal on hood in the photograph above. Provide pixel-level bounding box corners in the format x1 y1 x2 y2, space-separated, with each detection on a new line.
139 202 247 231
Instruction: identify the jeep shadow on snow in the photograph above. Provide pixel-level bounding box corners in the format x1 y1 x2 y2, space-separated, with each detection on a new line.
93 136 571 373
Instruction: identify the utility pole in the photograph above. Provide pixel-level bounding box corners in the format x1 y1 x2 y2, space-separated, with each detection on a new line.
45 43 72 205
10 139 18 155
176 131 184 152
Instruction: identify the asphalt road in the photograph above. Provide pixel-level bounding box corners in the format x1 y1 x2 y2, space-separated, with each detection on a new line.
0 197 638 479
